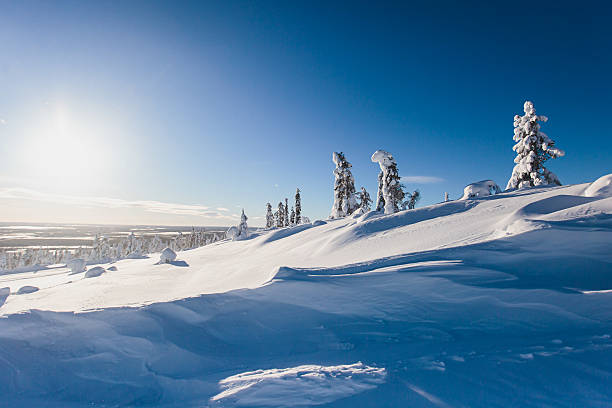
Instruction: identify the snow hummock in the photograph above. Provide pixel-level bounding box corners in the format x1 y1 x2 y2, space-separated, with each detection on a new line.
0 178 611 407
84 266 105 279
211 362 386 407
67 258 86 274
225 226 239 240
159 247 177 264
584 173 612 198
460 180 502 200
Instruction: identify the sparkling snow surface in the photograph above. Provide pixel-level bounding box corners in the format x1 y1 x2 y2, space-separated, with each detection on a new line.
0 179 611 407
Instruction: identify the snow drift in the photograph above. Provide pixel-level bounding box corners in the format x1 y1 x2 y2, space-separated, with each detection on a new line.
0 178 611 407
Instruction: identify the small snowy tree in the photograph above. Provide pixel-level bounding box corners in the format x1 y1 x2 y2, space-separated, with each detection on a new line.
237 209 249 239
358 187 372 212
371 150 405 214
405 190 420 210
444 192 449 202
506 101 565 190
276 202 284 227
330 152 358 218
265 203 275 229
284 198 289 226
290 206 295 225
295 188 301 224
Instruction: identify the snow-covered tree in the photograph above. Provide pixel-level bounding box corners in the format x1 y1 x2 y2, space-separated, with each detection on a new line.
276 202 284 227
506 101 565 190
358 187 372 212
444 192 449 202
405 190 420 210
371 150 405 214
237 209 249 239
330 152 358 218
284 198 289 227
295 188 301 224
265 203 275 229
290 206 296 225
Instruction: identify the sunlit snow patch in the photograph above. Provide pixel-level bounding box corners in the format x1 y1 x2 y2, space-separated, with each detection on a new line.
211 362 386 407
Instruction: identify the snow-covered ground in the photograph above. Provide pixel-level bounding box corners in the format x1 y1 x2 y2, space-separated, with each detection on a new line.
1 177 611 407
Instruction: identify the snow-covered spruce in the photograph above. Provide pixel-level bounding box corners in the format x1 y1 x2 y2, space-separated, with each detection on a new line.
358 187 372 212
371 150 405 214
276 202 284 227
461 180 502 200
506 101 565 190
159 247 177 264
237 209 249 240
284 198 289 227
295 188 302 224
330 152 358 218
265 203 275 229
405 189 420 210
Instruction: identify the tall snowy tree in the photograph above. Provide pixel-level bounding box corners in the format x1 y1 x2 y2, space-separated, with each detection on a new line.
265 203 275 229
371 150 405 214
358 187 372 212
330 152 358 218
284 198 289 226
276 202 284 227
290 206 296 225
294 188 301 224
506 101 565 190
237 209 249 239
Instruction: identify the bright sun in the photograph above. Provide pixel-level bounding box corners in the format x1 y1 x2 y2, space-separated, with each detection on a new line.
23 105 108 187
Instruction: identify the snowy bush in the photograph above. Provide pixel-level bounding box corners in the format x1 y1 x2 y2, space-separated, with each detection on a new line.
159 247 177 264
584 174 612 198
461 180 502 200
506 101 565 190
371 150 405 214
67 258 87 274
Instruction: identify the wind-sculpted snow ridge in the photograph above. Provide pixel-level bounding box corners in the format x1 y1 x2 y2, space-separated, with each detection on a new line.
211 362 386 407
0 179 611 406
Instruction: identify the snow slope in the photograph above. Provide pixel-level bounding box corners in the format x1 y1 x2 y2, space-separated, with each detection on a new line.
1 178 611 407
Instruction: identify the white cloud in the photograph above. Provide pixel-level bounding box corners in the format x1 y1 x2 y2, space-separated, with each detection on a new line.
401 176 444 184
217 207 230 212
0 118 6 125
0 187 238 220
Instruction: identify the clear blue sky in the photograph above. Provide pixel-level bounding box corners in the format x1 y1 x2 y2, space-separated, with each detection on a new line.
1 1 611 226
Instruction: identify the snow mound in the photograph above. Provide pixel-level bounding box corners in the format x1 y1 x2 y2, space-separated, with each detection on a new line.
584 174 612 197
211 362 386 407
107 265 118 271
16 286 39 294
84 266 105 279
0 287 8 307
312 219 326 227
67 258 86 274
461 180 502 200
159 247 177 264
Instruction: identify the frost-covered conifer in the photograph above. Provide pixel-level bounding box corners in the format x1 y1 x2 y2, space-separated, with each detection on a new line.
506 101 565 190
330 152 358 218
358 187 372 212
406 190 420 210
276 202 284 227
284 198 289 226
237 209 249 239
295 188 301 224
371 150 405 214
290 206 296 225
444 192 449 202
265 203 275 229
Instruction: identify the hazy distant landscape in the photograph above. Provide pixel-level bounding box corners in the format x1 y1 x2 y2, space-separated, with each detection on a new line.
0 222 228 251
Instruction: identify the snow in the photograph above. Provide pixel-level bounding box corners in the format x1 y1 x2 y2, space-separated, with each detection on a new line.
584 173 612 197
225 225 239 240
211 362 386 407
0 178 611 406
460 179 502 199
16 285 39 294
66 258 86 274
83 266 105 279
159 247 177 264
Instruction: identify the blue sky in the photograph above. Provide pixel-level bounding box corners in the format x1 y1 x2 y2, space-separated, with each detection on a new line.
0 1 610 226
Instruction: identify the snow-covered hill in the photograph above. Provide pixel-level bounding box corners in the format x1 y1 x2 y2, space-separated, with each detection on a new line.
1 176 611 407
